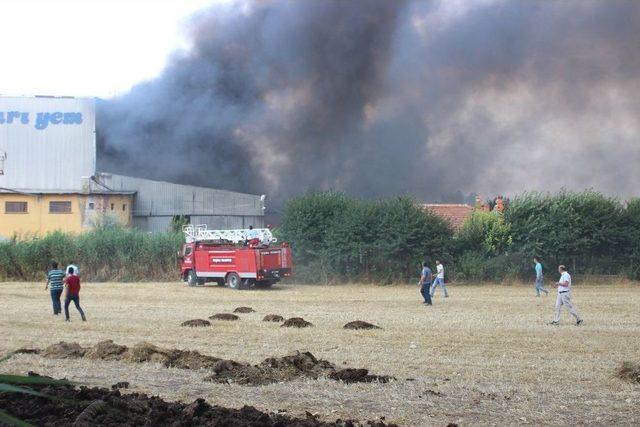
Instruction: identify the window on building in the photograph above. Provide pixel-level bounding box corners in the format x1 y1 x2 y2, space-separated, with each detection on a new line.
110 203 114 210
88 202 95 210
5 201 28 214
122 204 126 211
49 201 72 214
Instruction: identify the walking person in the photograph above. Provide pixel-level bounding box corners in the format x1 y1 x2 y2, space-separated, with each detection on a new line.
63 266 86 322
45 261 65 315
550 265 583 326
418 262 433 306
534 256 549 297
430 260 449 298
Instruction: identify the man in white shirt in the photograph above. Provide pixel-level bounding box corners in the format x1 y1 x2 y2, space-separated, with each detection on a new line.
550 265 583 326
430 260 449 298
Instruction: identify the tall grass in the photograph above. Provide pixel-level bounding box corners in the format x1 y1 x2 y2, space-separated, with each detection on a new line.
0 227 183 282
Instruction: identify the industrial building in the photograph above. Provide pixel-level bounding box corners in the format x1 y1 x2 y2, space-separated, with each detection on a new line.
0 95 264 238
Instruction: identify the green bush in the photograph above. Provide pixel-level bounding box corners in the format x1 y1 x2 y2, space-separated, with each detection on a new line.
279 192 453 283
456 210 512 256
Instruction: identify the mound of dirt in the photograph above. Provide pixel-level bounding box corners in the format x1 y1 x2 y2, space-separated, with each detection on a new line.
282 317 314 328
111 381 129 390
343 321 382 330
205 351 334 385
263 314 285 322
233 306 255 313
181 319 212 327
42 341 87 358
616 361 640 383
0 377 398 426
209 313 240 321
124 342 221 370
329 368 393 384
85 340 128 360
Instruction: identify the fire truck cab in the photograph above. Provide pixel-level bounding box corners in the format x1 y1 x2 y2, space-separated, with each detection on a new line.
178 225 292 289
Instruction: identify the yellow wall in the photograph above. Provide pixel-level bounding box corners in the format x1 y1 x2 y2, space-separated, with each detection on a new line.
0 193 134 239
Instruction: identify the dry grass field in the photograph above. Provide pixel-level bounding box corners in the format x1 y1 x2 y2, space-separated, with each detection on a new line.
1 280 639 426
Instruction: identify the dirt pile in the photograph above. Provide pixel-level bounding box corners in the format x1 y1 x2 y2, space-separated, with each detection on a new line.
233 306 255 313
124 342 221 370
42 342 87 358
263 314 285 322
343 321 381 330
181 319 212 327
616 361 640 383
205 351 334 385
35 341 393 386
0 375 397 426
282 317 314 328
209 313 239 321
329 368 393 384
85 340 128 360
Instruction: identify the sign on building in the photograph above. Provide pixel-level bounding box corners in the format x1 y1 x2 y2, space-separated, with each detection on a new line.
0 96 96 191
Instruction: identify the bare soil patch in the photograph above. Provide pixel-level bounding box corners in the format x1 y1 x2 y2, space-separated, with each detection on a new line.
343 321 381 330
209 313 239 321
206 351 334 385
233 306 255 313
616 361 640 383
180 319 212 327
329 369 393 384
0 373 395 427
263 314 285 322
84 340 128 360
282 317 313 328
42 342 86 358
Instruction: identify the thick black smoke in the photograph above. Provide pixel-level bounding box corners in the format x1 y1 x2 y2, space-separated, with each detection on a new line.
97 0 640 204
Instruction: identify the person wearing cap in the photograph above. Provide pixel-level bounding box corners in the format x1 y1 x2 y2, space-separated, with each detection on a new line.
550 265 583 326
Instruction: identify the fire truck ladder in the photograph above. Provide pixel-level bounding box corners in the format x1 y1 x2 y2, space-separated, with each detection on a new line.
183 224 277 245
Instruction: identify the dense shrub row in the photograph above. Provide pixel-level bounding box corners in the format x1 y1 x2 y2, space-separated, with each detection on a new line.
280 190 640 283
0 227 182 281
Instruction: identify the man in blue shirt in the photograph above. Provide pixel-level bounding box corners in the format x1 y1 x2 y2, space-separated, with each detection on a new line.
533 256 549 297
45 261 65 315
418 262 433 306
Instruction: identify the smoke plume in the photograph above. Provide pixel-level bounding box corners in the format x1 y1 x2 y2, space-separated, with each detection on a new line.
97 0 640 204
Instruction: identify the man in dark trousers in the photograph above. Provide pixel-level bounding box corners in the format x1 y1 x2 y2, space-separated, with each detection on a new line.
45 261 65 315
418 262 433 306
63 266 86 322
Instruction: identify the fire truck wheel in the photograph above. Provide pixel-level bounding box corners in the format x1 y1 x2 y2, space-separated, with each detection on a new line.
187 270 198 287
226 272 241 289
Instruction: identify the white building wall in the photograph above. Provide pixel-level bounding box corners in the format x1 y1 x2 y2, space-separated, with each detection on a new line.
0 96 96 191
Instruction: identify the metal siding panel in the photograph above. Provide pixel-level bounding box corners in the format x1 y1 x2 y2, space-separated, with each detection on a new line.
0 96 95 191
103 174 264 217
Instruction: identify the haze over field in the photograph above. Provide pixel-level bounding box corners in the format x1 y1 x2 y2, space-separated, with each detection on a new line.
57 1 640 202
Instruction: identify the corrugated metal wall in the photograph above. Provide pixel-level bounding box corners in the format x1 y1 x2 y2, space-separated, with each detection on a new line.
0 96 96 191
102 174 264 232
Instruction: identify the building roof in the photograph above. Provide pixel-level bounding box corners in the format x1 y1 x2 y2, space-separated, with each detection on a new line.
422 204 474 230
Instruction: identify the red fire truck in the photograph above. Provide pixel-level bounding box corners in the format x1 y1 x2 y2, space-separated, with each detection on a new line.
178 225 292 289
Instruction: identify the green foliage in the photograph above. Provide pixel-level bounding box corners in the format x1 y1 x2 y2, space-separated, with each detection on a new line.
457 210 512 256
505 190 628 271
279 192 453 283
0 227 183 281
170 215 190 233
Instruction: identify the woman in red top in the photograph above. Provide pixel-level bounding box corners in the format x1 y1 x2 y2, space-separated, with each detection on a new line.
63 267 86 322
